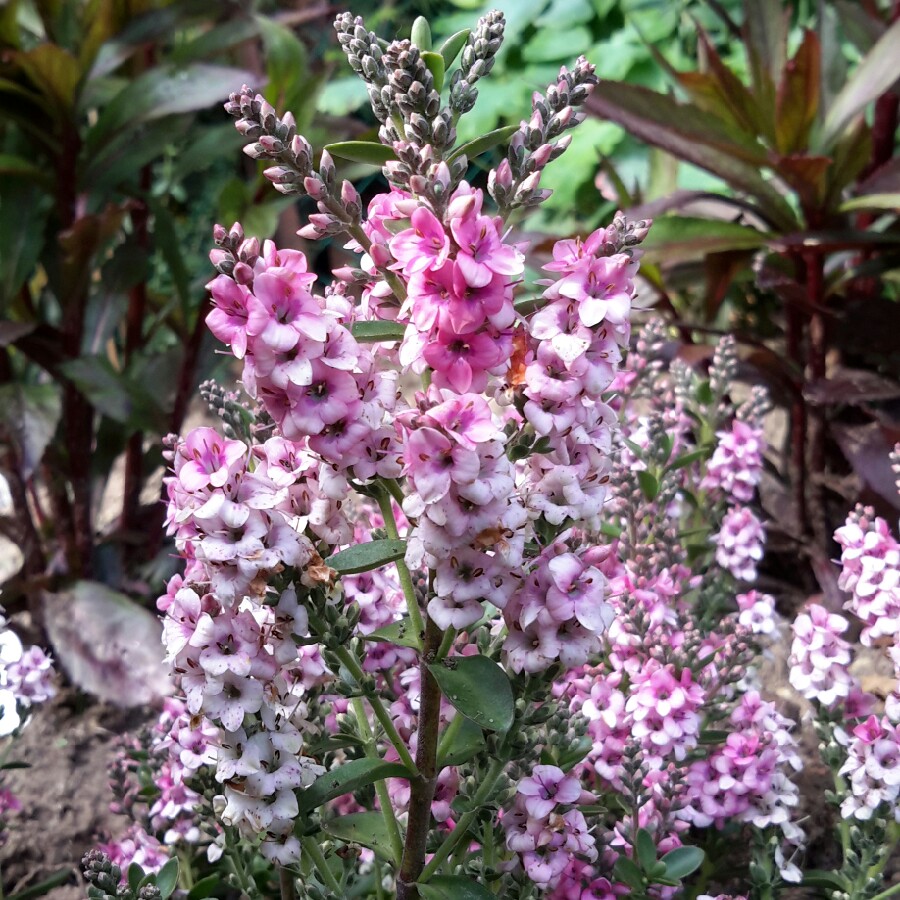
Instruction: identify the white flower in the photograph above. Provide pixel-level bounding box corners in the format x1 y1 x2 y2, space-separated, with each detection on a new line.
0 688 21 736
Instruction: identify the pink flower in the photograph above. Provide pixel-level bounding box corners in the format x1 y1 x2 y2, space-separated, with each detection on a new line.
390 206 451 275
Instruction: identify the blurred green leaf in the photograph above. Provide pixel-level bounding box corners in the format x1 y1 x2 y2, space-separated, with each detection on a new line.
524 26 592 62
775 29 821 153
840 193 900 213
819 17 900 150
418 876 496 900
13 43 82 113
642 215 768 263
351 321 406 343
85 63 257 155
0 178 51 305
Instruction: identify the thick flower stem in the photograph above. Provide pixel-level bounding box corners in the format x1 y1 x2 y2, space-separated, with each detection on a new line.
396 615 444 900
351 696 406 865
279 866 296 900
418 757 506 882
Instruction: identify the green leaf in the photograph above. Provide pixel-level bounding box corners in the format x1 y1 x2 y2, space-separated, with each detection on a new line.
0 384 61 479
418 875 497 900
187 875 220 900
637 470 659 501
148 199 192 319
0 154 51 186
641 216 768 263
85 63 257 154
422 51 445 93
351 320 407 343
325 539 407 575
840 193 900 213
820 17 900 150
411 17 432 51
557 735 592 772
439 29 470 69
612 855 644 890
448 124 519 163
155 858 179 900
14 44 82 113
775 29 821 154
127 863 144 894
524 27 592 63
6 869 73 900
323 141 396 166
298 759 411 814
428 655 514 732
698 729 730 745
667 447 712 472
0 177 51 305
364 617 423 651
322 812 400 863
0 760 30 770
801 869 848 891
660 845 705 880
437 715 485 767
635 828 657 872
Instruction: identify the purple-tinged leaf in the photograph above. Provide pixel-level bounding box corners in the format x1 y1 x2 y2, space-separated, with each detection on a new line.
43 581 172 706
0 321 36 347
819 16 900 150
742 0 789 136
832 421 900 511
586 84 797 230
840 193 900 213
0 384 61 479
804 368 900 406
641 215 768 264
775 29 821 154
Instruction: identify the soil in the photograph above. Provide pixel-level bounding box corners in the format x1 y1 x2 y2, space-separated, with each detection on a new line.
1 690 152 899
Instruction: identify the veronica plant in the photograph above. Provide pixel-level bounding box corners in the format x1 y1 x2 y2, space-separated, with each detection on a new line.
140 8 659 899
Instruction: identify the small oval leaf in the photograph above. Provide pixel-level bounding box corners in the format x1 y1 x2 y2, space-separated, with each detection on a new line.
411 17 432 51
323 140 397 166
660 845 705 880
422 51 445 93
427 655 514 732
325 539 407 575
364 617 423 651
439 30 471 69
323 812 400 863
351 320 407 343
448 124 519 162
298 758 411 814
155 858 179 900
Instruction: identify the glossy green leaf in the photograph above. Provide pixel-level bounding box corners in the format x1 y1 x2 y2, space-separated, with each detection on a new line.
325 539 407 575
448 124 519 162
428 655 514 732
411 16 432 51
635 828 657 872
322 812 400 863
439 29 470 68
418 875 497 900
324 141 396 166
422 51 445 93
840 193 900 213
85 63 257 153
299 759 410 814
155 858 179 900
127 863 144 893
820 17 900 150
437 715 485 767
660 845 705 880
351 320 407 343
364 617 423 651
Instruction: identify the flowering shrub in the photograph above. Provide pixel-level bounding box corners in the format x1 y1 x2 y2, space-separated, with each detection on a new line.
77 9 900 900
0 611 56 851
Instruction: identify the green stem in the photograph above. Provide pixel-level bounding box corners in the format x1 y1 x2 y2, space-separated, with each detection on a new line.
436 713 463 761
374 859 386 900
871 882 900 900
301 836 343 897
375 484 425 641
224 827 256 898
418 757 506 882
351 696 406 866
483 818 498 895
334 644 416 773
436 627 456 661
